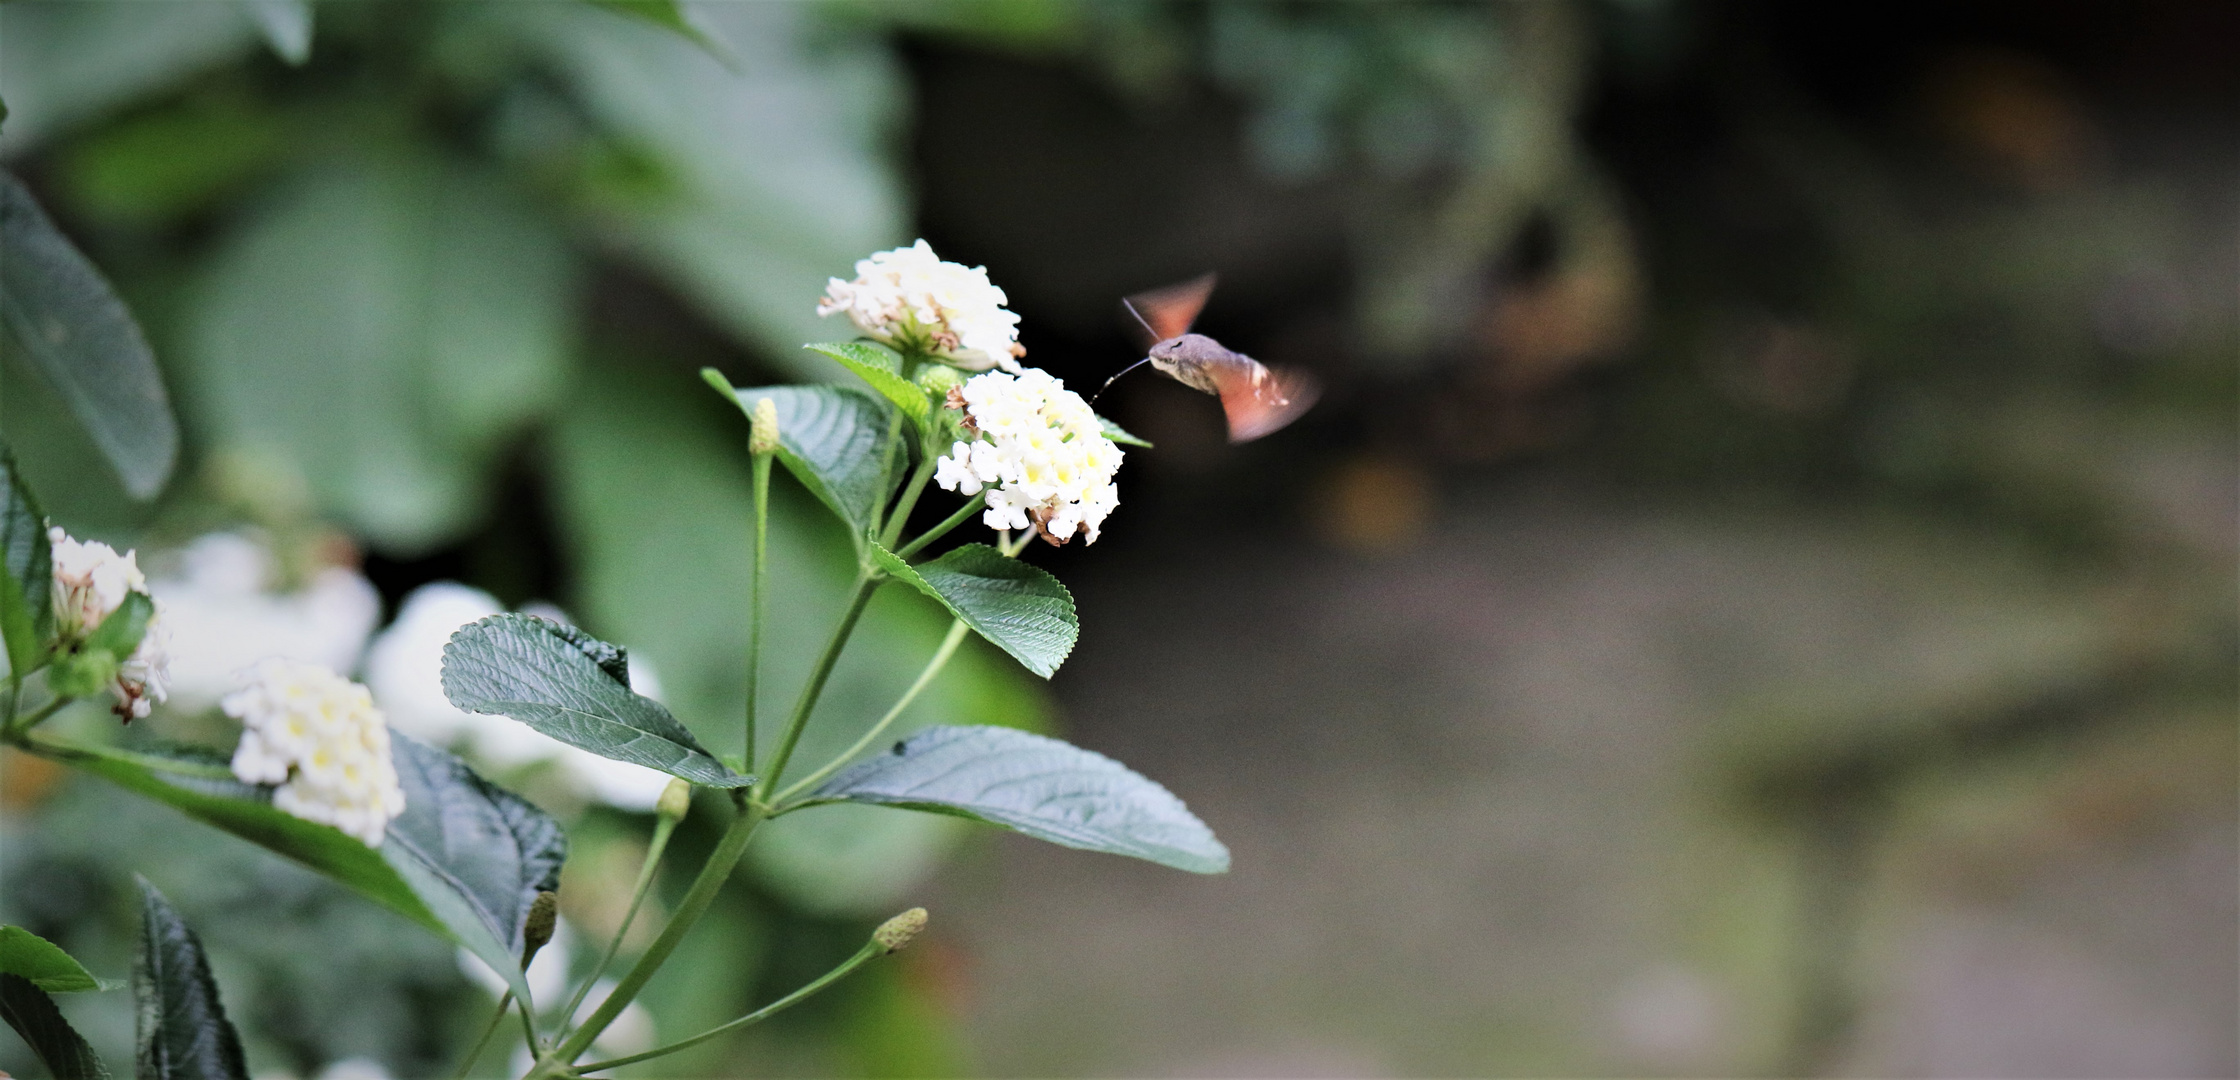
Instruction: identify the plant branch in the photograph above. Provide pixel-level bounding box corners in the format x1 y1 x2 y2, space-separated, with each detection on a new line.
756 573 878 795
573 940 883 1073
450 991 513 1079
540 803 770 1069
4 695 72 739
879 455 937 551
556 814 681 1026
775 619 968 806
894 491 985 560
746 449 772 778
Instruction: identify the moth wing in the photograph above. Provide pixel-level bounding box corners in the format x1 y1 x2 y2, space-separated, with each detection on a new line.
1208 358 1320 443
1123 273 1218 346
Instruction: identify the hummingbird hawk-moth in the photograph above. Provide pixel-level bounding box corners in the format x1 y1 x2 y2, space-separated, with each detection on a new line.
1103 274 1320 442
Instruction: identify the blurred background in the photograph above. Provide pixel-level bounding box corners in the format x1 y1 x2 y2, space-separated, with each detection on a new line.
1 0 2233 1076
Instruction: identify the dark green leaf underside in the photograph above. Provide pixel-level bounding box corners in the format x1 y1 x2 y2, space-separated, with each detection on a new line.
63 736 562 1005
1 973 109 1079
814 725 1229 873
441 612 748 788
134 879 248 1080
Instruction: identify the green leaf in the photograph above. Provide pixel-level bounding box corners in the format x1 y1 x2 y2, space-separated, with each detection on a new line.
806 342 932 427
811 725 1230 873
0 927 108 993
382 736 567 1007
57 736 564 1006
185 155 574 554
440 613 751 789
133 878 249 1080
586 0 733 62
83 589 152 660
0 170 177 499
0 439 52 675
871 543 1077 679
723 384 900 539
0 973 110 1079
239 0 311 65
1097 414 1152 448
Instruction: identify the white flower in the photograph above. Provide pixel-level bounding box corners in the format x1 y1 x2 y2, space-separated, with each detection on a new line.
148 533 380 712
365 583 673 813
934 367 1124 545
48 526 170 719
224 658 406 846
818 240 1025 371
49 526 144 637
112 602 170 721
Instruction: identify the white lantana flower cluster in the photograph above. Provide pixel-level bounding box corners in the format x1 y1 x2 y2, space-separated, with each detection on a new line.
149 532 381 712
48 527 171 720
226 658 406 846
933 368 1123 545
818 240 1024 372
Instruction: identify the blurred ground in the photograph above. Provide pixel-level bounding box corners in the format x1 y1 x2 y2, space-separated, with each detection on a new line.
931 474 2234 1077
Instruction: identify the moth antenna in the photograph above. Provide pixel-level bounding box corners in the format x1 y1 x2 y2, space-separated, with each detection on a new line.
1090 356 1153 404
1121 298 1159 344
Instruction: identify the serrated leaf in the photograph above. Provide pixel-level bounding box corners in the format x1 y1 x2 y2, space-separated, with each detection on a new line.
0 926 108 993
57 735 563 1006
239 0 311 65
0 170 177 499
440 613 749 788
805 341 932 427
812 725 1229 873
133 878 248 1080
0 973 110 1079
382 735 567 1007
871 543 1076 678
1097 414 1152 447
723 384 900 539
0 439 52 674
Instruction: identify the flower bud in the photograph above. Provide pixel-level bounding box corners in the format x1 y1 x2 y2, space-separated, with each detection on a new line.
872 907 928 954
749 397 780 456
914 363 964 398
523 890 559 963
47 648 120 700
657 777 692 822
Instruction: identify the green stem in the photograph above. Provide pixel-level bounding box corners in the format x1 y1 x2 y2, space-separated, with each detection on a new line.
515 993 542 1057
775 619 968 807
573 941 882 1073
746 450 772 779
5 696 72 739
865 410 907 544
542 803 769 1068
756 574 878 795
879 456 937 551
1000 530 1034 558
894 492 986 560
450 991 512 1079
556 815 680 1027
